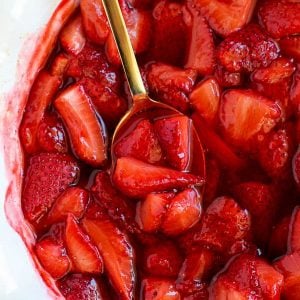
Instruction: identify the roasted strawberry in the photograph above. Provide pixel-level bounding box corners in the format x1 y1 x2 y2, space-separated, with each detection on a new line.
287 207 300 253
19 71 61 153
146 63 197 113
189 77 220 126
185 1 215 75
82 218 135 299
214 65 243 88
258 0 300 39
60 15 86 55
114 119 162 164
49 53 70 77
192 0 256 36
54 84 107 167
35 237 71 279
279 36 300 62
161 188 202 236
154 116 192 171
113 157 203 198
292 146 300 188
217 24 279 73
22 153 79 223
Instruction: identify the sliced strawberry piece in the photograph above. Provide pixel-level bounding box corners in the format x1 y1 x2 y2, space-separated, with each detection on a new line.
20 71 61 153
161 188 202 236
288 206 300 253
146 63 197 113
189 77 220 126
154 115 192 171
136 192 173 233
114 119 162 164
49 53 70 77
60 14 86 55
141 278 180 300
217 24 279 73
65 214 103 274
258 0 300 39
82 218 135 299
22 153 79 223
219 89 282 149
54 84 107 167
80 0 109 45
290 67 300 114
214 65 243 88
113 157 203 198
143 241 183 278
292 146 300 188
37 112 68 153
184 1 215 75
35 237 71 279
279 36 300 62
193 0 256 37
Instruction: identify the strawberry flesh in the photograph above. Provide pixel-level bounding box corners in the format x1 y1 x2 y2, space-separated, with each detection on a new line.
287 207 300 253
292 146 300 188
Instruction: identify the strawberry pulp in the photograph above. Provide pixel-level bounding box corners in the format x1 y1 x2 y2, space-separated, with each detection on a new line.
19 0 300 299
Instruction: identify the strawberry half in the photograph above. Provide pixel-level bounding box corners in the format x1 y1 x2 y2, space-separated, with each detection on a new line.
54 84 107 167
82 218 135 299
287 206 300 253
19 71 61 153
65 214 103 274
154 115 192 171
114 119 163 164
22 153 79 223
112 157 203 198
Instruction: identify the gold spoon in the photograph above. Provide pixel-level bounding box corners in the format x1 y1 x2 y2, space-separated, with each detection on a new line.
102 0 205 178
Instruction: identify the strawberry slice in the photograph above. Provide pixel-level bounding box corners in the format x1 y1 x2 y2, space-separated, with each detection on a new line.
154 115 192 171
143 241 183 278
189 77 220 126
217 24 279 73
82 218 135 299
161 188 202 236
292 146 300 188
193 0 256 37
19 71 61 153
258 0 300 39
114 119 163 164
49 53 70 77
22 153 79 223
184 1 215 75
80 0 109 45
288 207 300 253
54 84 107 167
141 278 180 300
60 15 86 55
219 89 282 149
35 237 71 279
65 214 103 274
37 112 68 153
146 63 197 113
279 36 300 62
46 187 89 225
136 192 173 233
113 157 203 198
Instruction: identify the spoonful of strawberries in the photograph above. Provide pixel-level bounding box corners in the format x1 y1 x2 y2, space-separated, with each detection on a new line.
102 0 206 197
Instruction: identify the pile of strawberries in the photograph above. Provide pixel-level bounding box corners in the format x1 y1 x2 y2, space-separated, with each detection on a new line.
19 0 300 299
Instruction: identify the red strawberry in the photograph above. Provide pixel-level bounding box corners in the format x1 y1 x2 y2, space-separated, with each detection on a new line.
184 1 215 75
37 113 68 153
49 53 70 77
146 63 197 113
214 65 243 88
287 207 300 253
82 218 135 299
112 157 204 198
290 67 300 114
279 36 300 62
35 237 71 279
136 192 173 233
80 0 109 45
143 242 183 278
292 146 300 188
161 188 202 236
65 214 103 274
60 15 86 55
114 119 163 164
189 77 220 126
46 187 89 225
192 0 256 36
19 71 61 153
219 89 282 149
141 278 180 300
154 116 192 171
258 0 300 39
54 84 107 167
22 153 79 223
217 24 279 73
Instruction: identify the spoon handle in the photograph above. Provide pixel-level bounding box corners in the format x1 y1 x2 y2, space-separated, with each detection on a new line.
102 0 147 100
